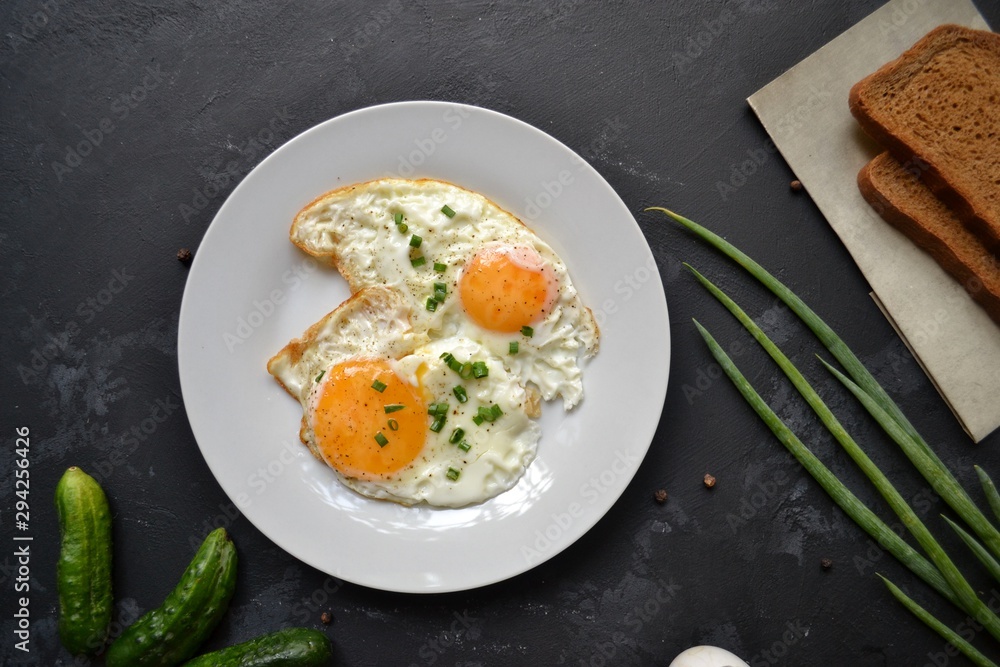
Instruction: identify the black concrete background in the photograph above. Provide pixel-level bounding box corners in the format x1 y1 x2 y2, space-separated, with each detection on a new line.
3 1 1000 665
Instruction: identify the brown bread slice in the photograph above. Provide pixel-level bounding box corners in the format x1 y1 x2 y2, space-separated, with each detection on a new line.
859 151 1000 326
849 24 1000 251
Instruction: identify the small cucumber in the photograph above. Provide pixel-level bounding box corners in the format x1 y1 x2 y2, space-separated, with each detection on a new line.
56 466 113 656
182 627 333 666
106 527 237 667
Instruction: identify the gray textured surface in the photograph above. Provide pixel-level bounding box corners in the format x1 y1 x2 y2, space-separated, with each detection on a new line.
2 1 1000 665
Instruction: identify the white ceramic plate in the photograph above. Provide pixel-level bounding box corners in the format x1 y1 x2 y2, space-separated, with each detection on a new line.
178 102 669 593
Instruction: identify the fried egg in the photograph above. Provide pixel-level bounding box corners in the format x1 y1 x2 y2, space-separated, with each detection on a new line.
289 178 599 409
267 286 540 507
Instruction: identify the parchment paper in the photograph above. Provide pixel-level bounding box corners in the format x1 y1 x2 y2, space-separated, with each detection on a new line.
747 0 999 443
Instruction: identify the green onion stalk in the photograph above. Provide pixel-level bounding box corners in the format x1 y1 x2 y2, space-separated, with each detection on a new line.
687 266 1000 640
691 318 954 604
879 576 997 667
650 207 1000 563
692 319 1000 656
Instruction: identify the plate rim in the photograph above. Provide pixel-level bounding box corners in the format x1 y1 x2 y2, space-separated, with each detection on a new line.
177 100 670 593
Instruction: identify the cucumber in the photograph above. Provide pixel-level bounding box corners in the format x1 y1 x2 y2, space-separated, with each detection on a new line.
182 627 333 666
56 466 113 656
106 527 237 667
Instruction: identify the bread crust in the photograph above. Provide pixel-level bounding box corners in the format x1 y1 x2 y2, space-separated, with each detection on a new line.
858 152 1000 326
849 24 1000 251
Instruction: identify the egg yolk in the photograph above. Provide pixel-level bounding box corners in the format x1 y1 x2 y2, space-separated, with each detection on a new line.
459 245 557 333
311 359 427 480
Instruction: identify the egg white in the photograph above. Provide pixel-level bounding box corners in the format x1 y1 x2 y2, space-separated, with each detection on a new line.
268 287 539 507
290 178 599 409
339 338 540 507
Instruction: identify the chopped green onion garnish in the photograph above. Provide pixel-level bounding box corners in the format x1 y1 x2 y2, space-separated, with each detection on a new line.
521 325 534 337
441 205 456 218
433 282 447 301
441 352 454 362
446 467 460 481
397 222 408 233
489 404 503 420
374 432 388 447
428 402 448 416
393 212 403 225
426 297 438 312
411 256 426 268
371 379 387 392
509 341 519 355
453 385 468 403
409 234 422 248
430 416 446 433
434 262 447 273
472 361 489 378
459 362 474 379
315 370 326 382
384 404 405 413
472 414 485 426
388 419 399 431
477 406 494 423
449 428 465 444
447 357 464 373
457 440 471 452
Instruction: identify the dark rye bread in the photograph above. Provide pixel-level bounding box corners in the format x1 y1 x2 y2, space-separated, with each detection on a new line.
849 24 1000 252
859 151 1000 326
